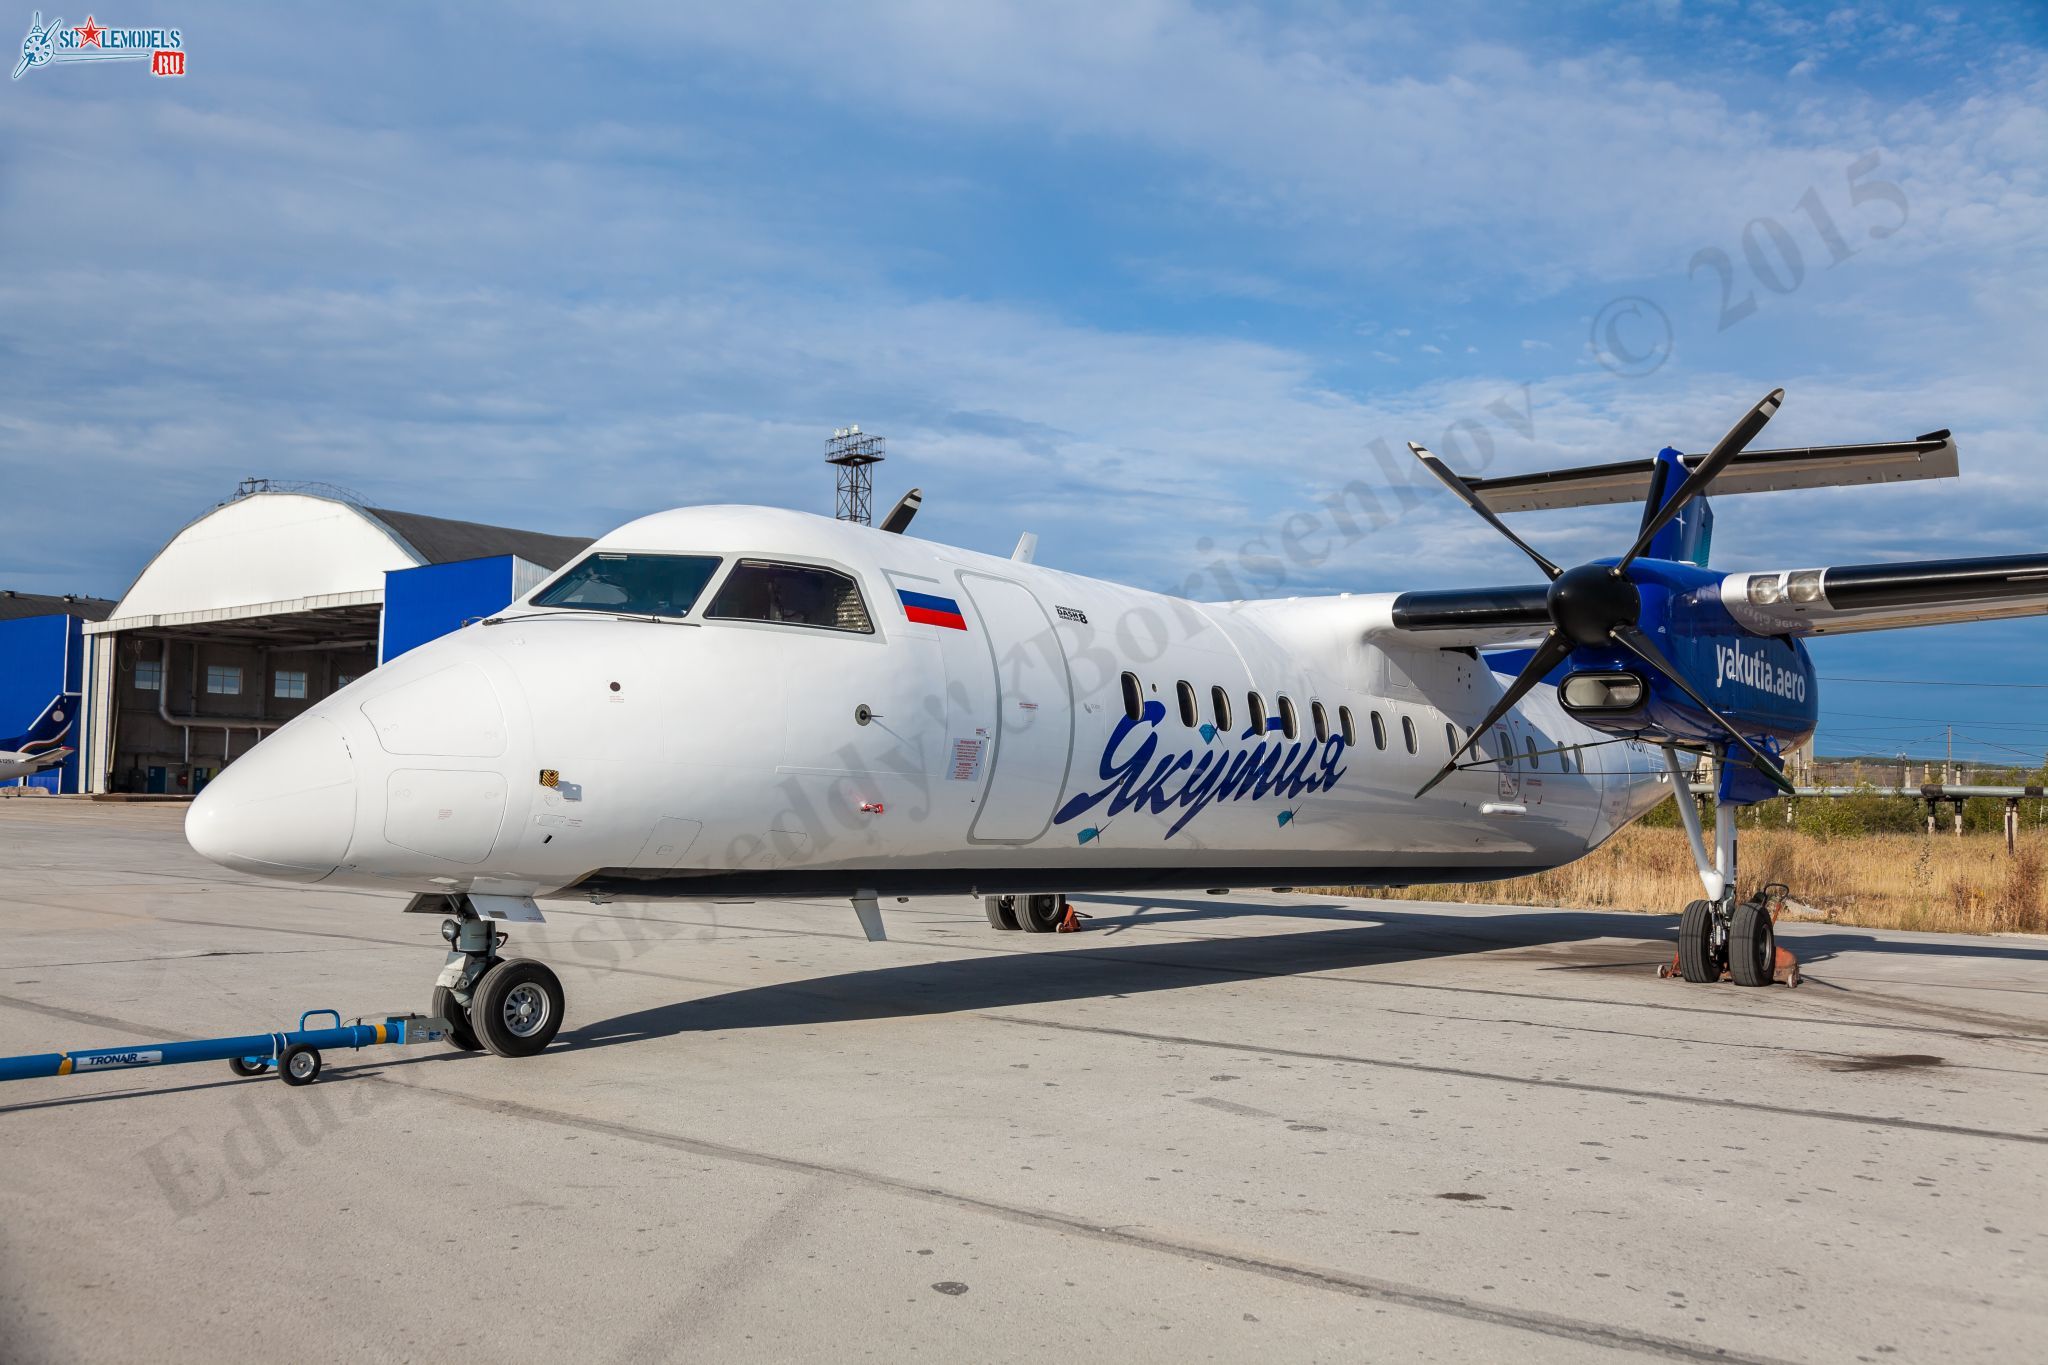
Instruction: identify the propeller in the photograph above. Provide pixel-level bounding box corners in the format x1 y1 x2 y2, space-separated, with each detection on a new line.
1411 388 1793 800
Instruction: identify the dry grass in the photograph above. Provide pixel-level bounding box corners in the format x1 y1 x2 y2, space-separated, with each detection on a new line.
1330 828 2048 936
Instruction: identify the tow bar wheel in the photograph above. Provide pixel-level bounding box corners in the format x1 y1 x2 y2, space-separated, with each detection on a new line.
472 959 565 1058
227 1056 269 1078
279 1044 323 1086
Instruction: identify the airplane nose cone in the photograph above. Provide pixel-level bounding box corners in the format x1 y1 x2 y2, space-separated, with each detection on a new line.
186 716 356 883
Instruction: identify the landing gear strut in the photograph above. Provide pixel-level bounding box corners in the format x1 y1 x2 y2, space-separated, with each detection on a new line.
1656 748 1801 988
428 898 566 1055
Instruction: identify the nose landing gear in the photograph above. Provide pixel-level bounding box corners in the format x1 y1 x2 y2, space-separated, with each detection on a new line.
421 896 567 1056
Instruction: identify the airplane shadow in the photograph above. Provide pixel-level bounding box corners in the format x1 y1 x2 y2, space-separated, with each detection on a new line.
1076 895 2048 967
559 900 2048 1055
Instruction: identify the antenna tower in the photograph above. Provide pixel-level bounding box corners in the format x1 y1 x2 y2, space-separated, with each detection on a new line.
825 425 885 525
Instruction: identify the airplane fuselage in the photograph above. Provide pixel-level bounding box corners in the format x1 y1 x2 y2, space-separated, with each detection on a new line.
186 507 1679 901
0 749 70 782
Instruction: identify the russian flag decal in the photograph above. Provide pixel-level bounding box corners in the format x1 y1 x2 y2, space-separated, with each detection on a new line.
898 589 968 630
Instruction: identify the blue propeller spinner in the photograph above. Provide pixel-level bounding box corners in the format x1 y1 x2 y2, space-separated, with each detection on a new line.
1412 389 1810 800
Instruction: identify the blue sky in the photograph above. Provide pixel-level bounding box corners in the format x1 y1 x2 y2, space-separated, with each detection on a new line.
3 1 2044 762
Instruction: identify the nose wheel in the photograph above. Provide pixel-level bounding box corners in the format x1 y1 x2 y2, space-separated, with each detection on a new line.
431 907 566 1057
471 960 564 1056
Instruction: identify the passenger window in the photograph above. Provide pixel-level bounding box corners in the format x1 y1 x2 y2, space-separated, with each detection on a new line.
1246 691 1266 735
1121 672 1144 722
1560 745 1574 774
1493 726 1512 770
536 552 723 619
1340 706 1357 746
1278 696 1299 740
705 560 873 632
1401 715 1417 754
1526 735 1541 770
1311 701 1330 744
1371 711 1388 751
1210 686 1233 732
1445 722 1458 755
1176 680 1198 727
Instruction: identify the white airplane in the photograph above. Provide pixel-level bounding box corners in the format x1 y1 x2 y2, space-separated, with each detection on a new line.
187 393 2048 1057
0 693 78 782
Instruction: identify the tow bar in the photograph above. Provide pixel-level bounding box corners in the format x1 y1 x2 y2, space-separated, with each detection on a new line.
0 1009 450 1087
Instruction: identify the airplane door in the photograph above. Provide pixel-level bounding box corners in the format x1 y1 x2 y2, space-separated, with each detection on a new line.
959 573 1073 843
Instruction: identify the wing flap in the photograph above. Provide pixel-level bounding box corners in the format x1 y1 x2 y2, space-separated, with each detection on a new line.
1469 432 1955 514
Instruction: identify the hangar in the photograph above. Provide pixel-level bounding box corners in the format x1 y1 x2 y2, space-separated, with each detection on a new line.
76 486 589 796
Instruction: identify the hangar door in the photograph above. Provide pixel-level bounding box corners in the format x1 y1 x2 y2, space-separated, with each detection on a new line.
960 574 1072 843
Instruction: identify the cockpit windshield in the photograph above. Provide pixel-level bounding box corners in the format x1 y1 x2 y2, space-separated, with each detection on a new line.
531 553 722 618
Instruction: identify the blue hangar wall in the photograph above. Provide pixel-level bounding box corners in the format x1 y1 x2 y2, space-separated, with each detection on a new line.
381 555 532 663
1 612 89 793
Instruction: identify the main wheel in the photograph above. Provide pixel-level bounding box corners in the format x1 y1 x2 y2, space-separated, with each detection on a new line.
984 895 1021 931
472 959 565 1057
1677 899 1722 983
1729 898 1776 987
1016 894 1062 934
279 1044 322 1086
431 982 486 1052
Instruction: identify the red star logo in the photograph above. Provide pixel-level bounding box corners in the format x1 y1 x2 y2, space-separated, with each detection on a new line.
75 16 103 48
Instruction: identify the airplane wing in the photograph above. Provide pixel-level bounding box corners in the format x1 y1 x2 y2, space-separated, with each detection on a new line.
1375 552 2048 646
1464 432 1957 513
1721 552 2048 637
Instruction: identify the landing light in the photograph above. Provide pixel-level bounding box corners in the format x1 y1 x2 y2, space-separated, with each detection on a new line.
1787 569 1825 604
1748 576 1784 605
1561 672 1646 710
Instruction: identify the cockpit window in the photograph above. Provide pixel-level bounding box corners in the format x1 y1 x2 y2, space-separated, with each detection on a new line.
706 560 875 633
532 553 722 618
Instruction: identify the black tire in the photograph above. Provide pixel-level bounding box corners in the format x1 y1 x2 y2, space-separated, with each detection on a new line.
228 1056 268 1078
279 1044 322 1086
1677 899 1722 983
1729 898 1776 987
472 959 565 1058
431 983 485 1052
1017 894 1062 934
984 895 1021 931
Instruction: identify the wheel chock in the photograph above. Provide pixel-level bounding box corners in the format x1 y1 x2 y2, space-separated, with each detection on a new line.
1055 901 1090 933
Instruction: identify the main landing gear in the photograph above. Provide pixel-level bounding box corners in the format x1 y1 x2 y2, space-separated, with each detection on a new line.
1655 748 1802 988
426 899 566 1056
984 894 1084 933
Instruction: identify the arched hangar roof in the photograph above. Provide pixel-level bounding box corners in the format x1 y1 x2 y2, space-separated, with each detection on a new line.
92 491 591 634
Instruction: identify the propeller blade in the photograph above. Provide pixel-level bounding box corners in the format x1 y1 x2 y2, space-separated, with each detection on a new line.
1414 632 1574 798
880 487 923 534
1617 388 1784 570
1611 624 1794 795
1408 443 1562 581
